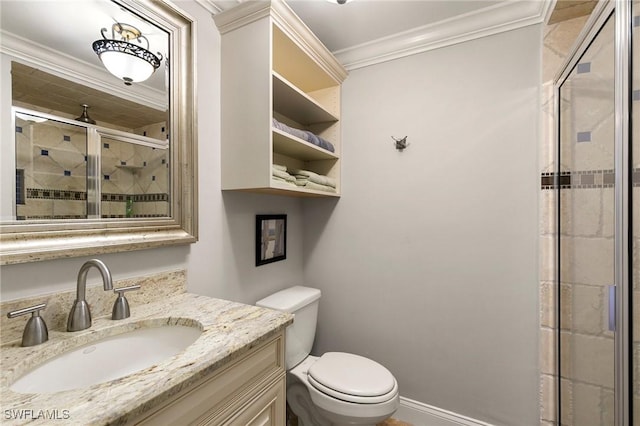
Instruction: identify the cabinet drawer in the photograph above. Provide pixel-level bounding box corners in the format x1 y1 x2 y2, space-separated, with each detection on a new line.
133 333 284 425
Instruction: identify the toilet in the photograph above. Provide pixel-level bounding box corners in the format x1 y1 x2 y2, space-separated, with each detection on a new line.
256 286 399 426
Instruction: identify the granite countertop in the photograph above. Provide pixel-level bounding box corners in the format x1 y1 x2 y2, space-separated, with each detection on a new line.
0 293 293 425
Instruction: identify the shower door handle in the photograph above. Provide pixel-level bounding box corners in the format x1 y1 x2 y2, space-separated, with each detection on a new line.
608 285 616 332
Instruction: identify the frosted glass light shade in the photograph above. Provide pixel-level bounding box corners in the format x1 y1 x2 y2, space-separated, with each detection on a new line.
92 33 162 86
99 50 155 84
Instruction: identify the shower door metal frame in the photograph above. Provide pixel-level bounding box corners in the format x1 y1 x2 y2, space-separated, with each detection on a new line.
553 0 633 424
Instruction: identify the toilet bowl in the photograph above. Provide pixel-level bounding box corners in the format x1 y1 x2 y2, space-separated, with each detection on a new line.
256 286 399 426
289 353 399 425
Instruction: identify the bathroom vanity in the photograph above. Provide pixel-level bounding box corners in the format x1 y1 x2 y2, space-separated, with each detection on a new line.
0 271 292 425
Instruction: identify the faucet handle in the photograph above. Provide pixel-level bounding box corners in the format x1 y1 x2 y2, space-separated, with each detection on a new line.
7 303 49 347
112 285 140 320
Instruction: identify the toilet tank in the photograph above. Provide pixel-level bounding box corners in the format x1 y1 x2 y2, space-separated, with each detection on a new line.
256 286 321 369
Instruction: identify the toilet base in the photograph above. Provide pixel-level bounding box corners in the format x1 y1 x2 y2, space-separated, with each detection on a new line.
287 373 394 426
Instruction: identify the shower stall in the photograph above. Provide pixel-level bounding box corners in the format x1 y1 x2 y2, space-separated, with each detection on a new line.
555 0 638 424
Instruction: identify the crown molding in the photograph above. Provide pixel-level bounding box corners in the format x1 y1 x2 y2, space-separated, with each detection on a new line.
193 0 223 15
334 0 552 71
210 0 552 71
0 30 167 111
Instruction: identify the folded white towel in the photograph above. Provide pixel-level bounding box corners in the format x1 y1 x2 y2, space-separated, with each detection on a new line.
272 164 287 172
272 168 296 183
272 176 297 187
289 168 336 188
305 181 336 193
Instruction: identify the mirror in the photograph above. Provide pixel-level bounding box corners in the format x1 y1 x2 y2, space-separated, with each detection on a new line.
0 0 197 264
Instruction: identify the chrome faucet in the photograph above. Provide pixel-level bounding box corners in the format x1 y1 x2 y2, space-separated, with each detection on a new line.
67 259 113 332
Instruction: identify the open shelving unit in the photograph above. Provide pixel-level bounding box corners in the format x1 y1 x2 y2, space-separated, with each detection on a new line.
214 0 348 197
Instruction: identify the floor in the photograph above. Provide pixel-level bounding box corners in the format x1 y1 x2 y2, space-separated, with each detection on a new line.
377 419 413 426
287 407 413 426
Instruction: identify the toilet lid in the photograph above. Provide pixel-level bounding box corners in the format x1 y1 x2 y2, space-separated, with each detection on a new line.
308 352 397 402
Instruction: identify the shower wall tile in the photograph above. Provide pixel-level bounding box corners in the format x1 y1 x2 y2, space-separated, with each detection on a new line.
134 121 167 141
540 189 556 235
601 388 614 426
540 373 557 422
568 121 615 171
540 82 555 173
559 283 572 330
540 235 556 282
540 326 555 374
572 284 605 335
52 199 85 217
562 188 603 237
560 237 614 285
572 382 602 426
601 188 614 238
540 281 555 328
16 199 53 218
560 377 573 425
571 333 614 388
543 15 590 82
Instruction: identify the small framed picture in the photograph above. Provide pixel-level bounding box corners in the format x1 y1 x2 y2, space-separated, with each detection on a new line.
256 214 287 266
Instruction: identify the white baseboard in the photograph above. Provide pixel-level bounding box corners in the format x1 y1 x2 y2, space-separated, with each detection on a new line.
395 396 493 426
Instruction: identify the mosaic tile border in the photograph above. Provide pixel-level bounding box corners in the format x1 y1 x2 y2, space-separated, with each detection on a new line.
18 213 168 221
101 214 168 219
541 169 623 190
25 189 169 203
19 215 86 220
102 193 169 202
26 188 87 200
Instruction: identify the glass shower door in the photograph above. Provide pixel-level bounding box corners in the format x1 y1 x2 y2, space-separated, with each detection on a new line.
558 12 616 426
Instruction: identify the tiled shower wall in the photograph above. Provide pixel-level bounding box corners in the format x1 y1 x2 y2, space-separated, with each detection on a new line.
14 108 168 219
557 13 616 425
15 116 88 219
101 133 169 219
539 14 589 426
541 6 640 425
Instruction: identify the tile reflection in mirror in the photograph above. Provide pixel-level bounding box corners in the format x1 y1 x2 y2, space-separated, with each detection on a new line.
15 114 87 220
101 137 169 219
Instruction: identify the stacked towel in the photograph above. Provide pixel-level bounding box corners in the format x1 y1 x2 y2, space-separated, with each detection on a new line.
272 164 296 187
289 168 336 193
271 165 336 193
289 168 336 189
272 118 335 153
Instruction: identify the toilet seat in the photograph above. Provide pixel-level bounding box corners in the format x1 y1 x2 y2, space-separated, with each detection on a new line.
308 352 398 404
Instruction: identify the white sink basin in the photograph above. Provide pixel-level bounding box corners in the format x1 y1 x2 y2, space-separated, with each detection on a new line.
11 325 202 394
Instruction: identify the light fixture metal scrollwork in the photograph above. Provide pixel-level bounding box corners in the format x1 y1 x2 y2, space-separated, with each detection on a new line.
92 23 163 86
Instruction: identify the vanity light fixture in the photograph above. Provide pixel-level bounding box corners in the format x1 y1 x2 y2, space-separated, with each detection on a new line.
92 23 162 86
326 0 353 4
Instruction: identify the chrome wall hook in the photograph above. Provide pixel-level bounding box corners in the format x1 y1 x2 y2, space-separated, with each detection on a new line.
392 136 409 151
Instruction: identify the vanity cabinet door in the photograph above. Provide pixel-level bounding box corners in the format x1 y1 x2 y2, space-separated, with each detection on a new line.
219 376 285 426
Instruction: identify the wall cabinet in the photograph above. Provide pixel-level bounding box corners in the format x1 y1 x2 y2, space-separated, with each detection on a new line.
128 332 285 425
215 0 348 197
